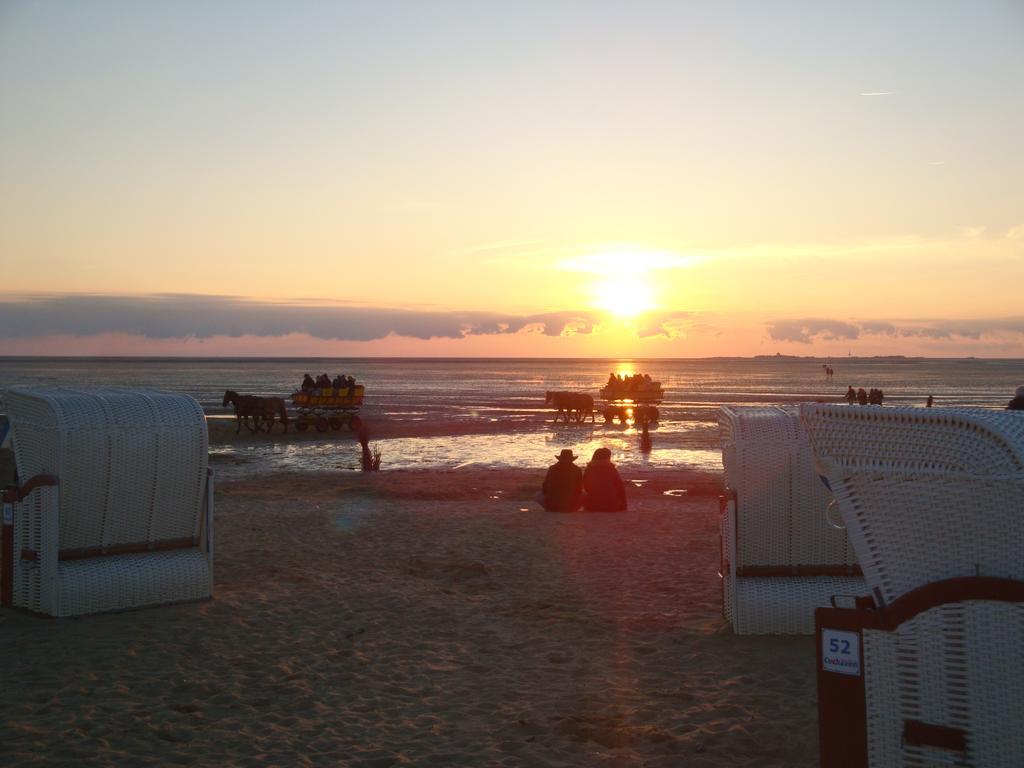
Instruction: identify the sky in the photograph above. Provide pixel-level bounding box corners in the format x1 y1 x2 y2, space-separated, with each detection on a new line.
1 0 1022 357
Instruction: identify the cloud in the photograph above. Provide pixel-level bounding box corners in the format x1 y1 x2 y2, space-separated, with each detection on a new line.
466 226 1024 278
859 321 897 336
766 318 861 344
635 312 692 339
0 294 639 342
553 247 700 273
465 240 701 272
767 316 1024 344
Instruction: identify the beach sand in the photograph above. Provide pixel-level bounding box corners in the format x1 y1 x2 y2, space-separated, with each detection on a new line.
0 467 818 767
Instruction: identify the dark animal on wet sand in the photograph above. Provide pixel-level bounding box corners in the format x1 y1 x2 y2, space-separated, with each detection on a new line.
256 396 290 433
222 389 263 433
545 391 595 424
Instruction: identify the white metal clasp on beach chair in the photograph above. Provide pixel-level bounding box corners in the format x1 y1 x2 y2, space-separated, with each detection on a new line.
1 389 213 616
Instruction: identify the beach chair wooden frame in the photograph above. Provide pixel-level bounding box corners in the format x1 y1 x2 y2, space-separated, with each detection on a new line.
802 404 1024 768
718 406 864 635
1 389 213 617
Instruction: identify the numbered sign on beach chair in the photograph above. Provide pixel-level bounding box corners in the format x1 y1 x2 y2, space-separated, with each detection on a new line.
719 406 863 635
802 404 1024 768
1 389 213 617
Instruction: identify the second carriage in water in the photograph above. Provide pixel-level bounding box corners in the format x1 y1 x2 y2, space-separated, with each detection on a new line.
599 375 663 425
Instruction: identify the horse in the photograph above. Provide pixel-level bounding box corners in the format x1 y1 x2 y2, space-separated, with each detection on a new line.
222 389 263 434
255 396 290 433
545 391 595 424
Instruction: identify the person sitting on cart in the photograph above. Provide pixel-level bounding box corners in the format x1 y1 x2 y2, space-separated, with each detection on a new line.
607 372 618 388
301 373 316 391
346 375 357 395
332 374 346 390
317 373 331 388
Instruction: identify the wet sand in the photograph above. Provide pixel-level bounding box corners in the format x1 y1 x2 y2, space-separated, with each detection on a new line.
209 413 588 443
0 468 818 767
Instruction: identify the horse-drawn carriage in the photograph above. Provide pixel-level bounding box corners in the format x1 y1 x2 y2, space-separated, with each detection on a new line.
222 384 365 434
599 377 662 425
291 386 365 432
546 374 663 425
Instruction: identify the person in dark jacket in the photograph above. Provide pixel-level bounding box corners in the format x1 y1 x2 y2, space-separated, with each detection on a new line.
539 449 583 512
583 448 628 512
1008 386 1024 411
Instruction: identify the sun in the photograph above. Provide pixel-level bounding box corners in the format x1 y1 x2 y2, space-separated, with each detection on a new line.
592 273 655 317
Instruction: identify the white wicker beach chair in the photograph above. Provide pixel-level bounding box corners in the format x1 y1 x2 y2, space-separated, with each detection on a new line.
801 404 1024 768
1 389 213 617
719 406 863 635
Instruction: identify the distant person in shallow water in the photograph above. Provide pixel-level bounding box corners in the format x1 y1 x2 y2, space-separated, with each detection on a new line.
639 422 652 453
1008 386 1024 411
538 449 583 512
583 448 628 512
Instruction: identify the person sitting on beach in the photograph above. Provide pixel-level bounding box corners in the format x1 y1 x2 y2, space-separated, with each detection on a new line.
538 449 583 512
301 373 316 392
583 448 628 512
1008 386 1024 411
845 386 856 405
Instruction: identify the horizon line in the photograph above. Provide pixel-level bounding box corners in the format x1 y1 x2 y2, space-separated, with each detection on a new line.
2 354 1021 362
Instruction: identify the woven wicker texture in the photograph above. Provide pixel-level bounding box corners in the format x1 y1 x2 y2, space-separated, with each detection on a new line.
719 406 863 634
863 602 1024 767
804 405 1024 765
2 388 211 616
4 389 208 550
800 405 1024 603
735 576 865 635
54 550 211 618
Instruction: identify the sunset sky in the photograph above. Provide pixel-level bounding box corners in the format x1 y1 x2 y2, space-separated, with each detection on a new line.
1 1 1022 357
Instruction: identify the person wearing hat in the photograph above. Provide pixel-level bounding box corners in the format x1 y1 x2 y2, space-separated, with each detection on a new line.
539 449 584 512
1008 386 1024 411
583 448 628 512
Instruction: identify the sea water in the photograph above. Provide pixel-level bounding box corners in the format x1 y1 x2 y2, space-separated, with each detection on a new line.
2 357 1022 478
